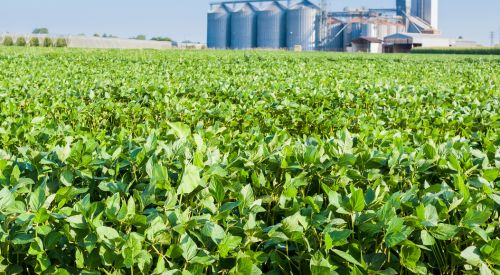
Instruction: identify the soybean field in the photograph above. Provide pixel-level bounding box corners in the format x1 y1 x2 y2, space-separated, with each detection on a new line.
0 47 499 274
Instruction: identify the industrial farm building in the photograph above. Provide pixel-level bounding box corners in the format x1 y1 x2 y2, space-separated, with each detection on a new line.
207 0 441 52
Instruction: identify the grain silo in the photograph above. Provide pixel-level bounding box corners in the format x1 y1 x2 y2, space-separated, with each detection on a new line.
343 23 362 48
317 21 344 51
361 23 377 37
231 3 257 49
377 24 389 40
422 0 438 29
207 4 232 49
257 1 286 49
286 1 319 51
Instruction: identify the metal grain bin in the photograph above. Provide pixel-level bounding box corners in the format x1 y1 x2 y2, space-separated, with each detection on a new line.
257 1 286 49
330 23 345 51
377 24 389 39
286 1 319 51
388 24 398 36
231 3 257 49
318 22 344 51
207 4 231 49
343 23 362 48
361 23 376 37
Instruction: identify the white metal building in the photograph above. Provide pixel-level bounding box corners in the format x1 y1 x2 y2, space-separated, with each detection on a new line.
383 32 450 52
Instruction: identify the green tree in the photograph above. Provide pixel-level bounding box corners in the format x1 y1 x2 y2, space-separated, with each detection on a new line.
55 38 67 47
16 37 27 46
134 35 146 40
2 36 14 46
151 36 172 42
32 28 49 34
43 37 53 47
29 37 40 47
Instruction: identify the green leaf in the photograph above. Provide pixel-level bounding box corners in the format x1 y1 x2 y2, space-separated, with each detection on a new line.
420 230 435 246
122 232 145 268
462 209 491 228
152 163 169 188
333 249 363 267
167 122 191 139
177 164 203 195
75 249 85 269
29 183 46 212
481 240 500 264
0 187 15 212
31 116 45 124
180 234 197 262
96 226 120 240
461 246 483 267
202 222 225 244
232 257 262 275
240 184 255 210
12 233 34 245
400 245 421 268
83 233 97 253
60 170 74 186
66 215 87 229
416 204 438 227
310 252 335 275
218 235 242 258
385 225 413 248
325 229 352 250
348 189 365 213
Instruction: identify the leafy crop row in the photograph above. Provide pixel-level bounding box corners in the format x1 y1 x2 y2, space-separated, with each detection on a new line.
0 48 498 274
411 47 500 55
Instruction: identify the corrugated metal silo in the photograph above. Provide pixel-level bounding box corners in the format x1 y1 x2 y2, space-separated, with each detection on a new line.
317 22 344 51
257 1 286 49
351 23 363 39
422 0 438 29
387 24 398 36
231 3 257 49
343 23 362 48
329 23 344 51
377 24 389 40
361 23 377 37
411 0 422 17
286 1 319 51
207 4 232 49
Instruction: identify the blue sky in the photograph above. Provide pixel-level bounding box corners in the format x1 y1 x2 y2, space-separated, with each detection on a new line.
0 0 499 45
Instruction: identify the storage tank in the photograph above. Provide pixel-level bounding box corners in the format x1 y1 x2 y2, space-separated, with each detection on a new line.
207 4 231 49
316 21 344 51
422 0 438 29
377 24 389 40
411 0 422 17
388 24 398 36
327 23 344 51
231 3 257 49
361 23 377 37
286 1 319 51
257 1 286 49
343 23 362 48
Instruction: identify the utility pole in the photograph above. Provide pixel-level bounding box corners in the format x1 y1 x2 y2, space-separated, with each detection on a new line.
320 0 330 11
491 32 495 47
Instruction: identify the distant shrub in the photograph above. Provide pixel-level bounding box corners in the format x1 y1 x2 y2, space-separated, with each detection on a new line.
29 37 40 47
55 38 68 47
16 37 27 46
151 36 173 42
3 36 14 46
43 37 53 47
